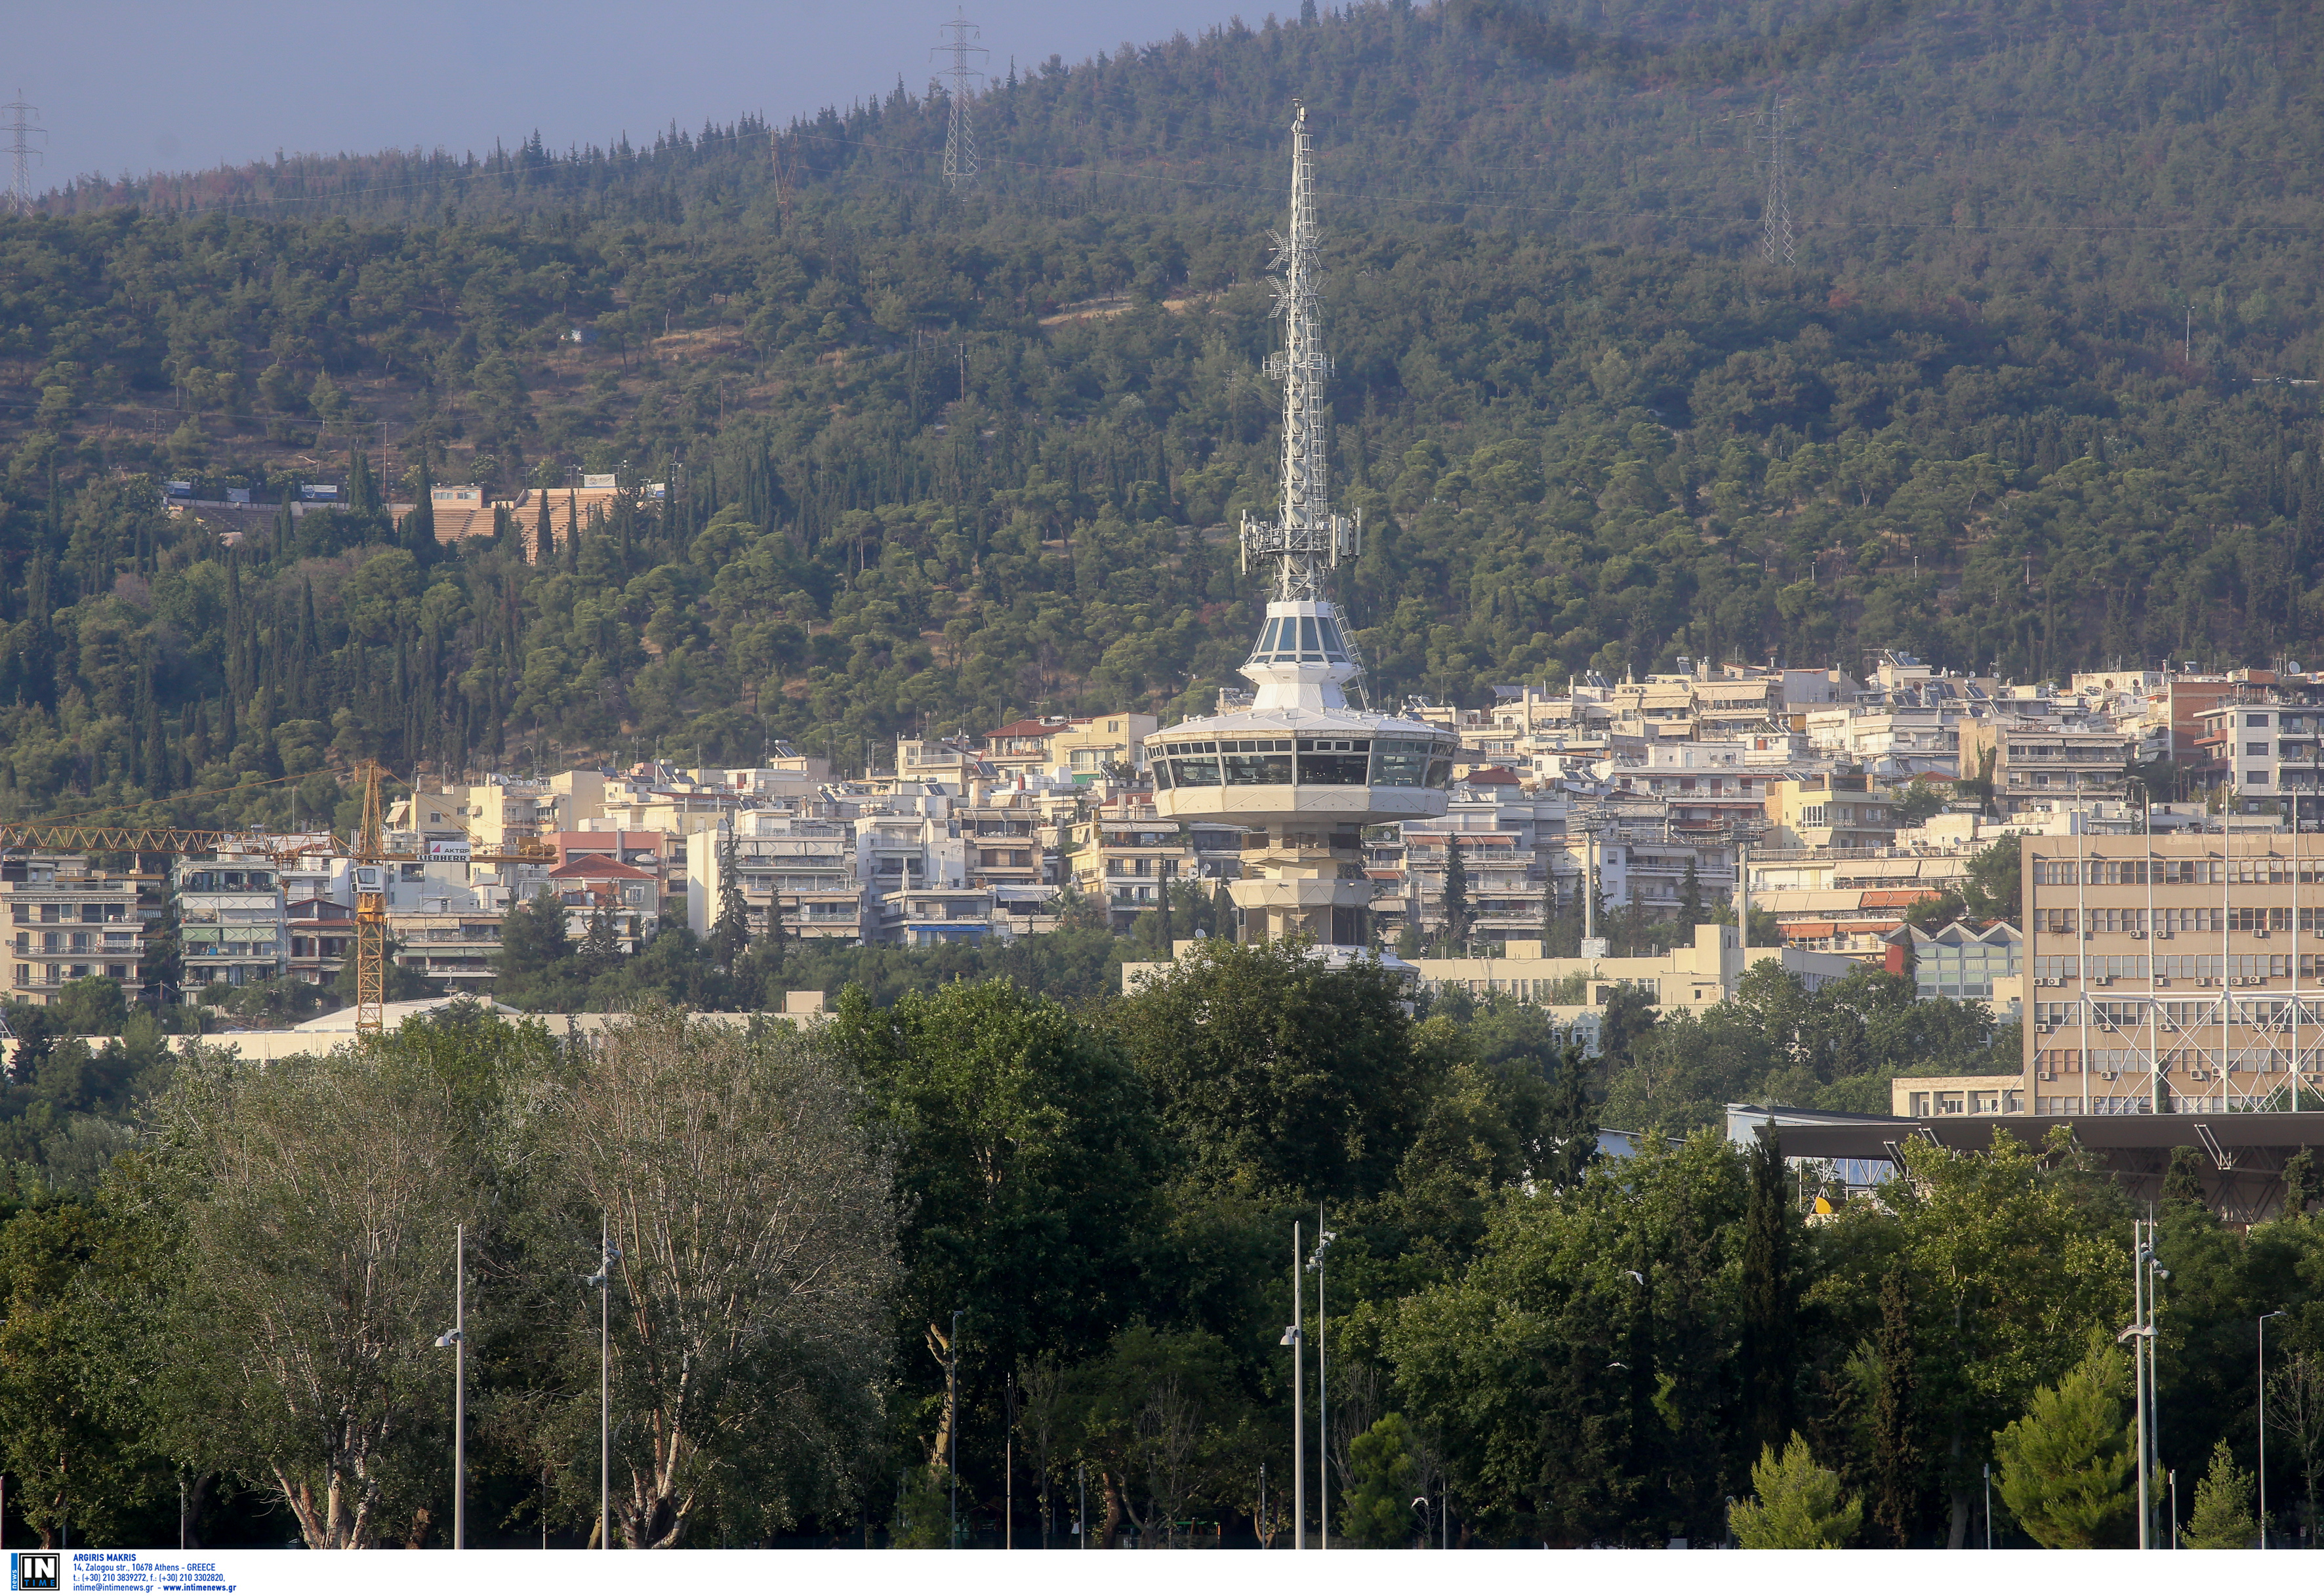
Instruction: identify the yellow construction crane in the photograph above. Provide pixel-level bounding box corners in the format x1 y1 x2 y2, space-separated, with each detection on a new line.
352 760 392 1036
6 761 555 1039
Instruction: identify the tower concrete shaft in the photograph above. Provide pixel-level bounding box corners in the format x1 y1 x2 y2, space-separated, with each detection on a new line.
1242 103 1357 603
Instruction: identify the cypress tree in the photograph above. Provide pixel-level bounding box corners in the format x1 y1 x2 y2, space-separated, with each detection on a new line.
1871 1268 1920 1547
564 490 581 573
142 697 167 795
1740 1126 1798 1456
1441 832 1469 952
408 447 437 556
1539 1041 1598 1189
535 485 554 562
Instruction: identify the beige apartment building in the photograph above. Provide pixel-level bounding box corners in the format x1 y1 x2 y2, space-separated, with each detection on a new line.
2022 832 2324 1115
1761 774 1901 851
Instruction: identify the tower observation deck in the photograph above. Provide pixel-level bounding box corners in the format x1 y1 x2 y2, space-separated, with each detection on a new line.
1151 104 1454 951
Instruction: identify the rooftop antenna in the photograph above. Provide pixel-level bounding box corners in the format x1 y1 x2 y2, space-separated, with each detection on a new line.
933 10 986 192
3 90 45 214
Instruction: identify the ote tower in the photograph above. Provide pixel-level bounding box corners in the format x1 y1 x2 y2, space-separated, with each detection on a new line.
1150 104 1454 951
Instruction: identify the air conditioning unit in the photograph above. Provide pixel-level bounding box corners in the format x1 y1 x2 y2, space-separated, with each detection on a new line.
2157 930 2174 940
2082 931 2095 941
2039 1070 2056 1081
2257 930 2272 939
2130 931 2147 940
2156 977 2172 988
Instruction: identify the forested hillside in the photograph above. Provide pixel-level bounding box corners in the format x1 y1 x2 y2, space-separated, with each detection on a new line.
3 0 2323 825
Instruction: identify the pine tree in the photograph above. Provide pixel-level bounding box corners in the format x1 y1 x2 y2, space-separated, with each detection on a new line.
1993 1341 2135 1549
1871 1267 1919 1547
1339 1413 1420 1547
2184 1437 2257 1549
1728 1434 1863 1549
1440 833 1469 953
1740 1125 1797 1455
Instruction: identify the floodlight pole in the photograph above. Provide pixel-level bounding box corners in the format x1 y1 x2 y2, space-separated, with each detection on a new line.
2261 1309 2285 1547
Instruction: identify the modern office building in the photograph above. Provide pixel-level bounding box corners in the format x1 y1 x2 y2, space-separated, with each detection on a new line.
2022 832 2324 1114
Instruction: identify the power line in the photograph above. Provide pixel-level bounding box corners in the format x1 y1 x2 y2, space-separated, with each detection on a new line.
932 9 987 193
3 89 45 215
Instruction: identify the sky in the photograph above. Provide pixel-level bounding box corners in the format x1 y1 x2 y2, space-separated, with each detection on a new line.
10 2 1245 191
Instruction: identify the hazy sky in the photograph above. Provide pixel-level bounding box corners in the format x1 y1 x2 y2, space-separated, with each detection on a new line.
12 2 1244 190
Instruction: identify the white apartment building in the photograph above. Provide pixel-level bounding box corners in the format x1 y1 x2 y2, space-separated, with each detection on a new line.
175 854 289 990
5 854 147 1002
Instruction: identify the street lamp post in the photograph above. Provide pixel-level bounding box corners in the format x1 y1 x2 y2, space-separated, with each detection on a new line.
1309 1219 1337 1550
1280 1221 1305 1549
433 1222 466 1549
949 1307 962 1549
2261 1309 2285 1548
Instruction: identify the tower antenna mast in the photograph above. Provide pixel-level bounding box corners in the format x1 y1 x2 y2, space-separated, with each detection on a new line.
1242 101 1358 602
933 10 987 192
2 90 45 215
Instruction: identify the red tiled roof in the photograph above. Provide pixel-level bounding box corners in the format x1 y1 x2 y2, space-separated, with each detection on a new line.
1465 766 1521 785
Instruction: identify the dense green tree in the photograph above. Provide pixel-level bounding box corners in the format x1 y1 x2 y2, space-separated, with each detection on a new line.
828 979 1164 1469
1111 938 1429 1204
2184 1437 2258 1549
1340 1412 1423 1547
1727 1434 1862 1549
1992 1341 2136 1550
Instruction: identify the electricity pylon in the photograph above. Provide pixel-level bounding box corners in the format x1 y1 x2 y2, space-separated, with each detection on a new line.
933 10 987 192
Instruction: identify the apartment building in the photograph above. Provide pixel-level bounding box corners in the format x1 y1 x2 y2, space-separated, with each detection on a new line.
685 819 865 942
174 855 287 991
545 855 660 953
1064 811 1189 932
390 913 504 991
424 769 609 848
2191 699 2324 821
1960 722 2132 815
1762 774 1901 851
2022 833 2324 1115
4 853 146 1002
958 800 1046 890
979 713 1159 783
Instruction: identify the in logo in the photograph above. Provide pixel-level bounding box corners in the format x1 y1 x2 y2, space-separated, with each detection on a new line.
9 1553 59 1593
